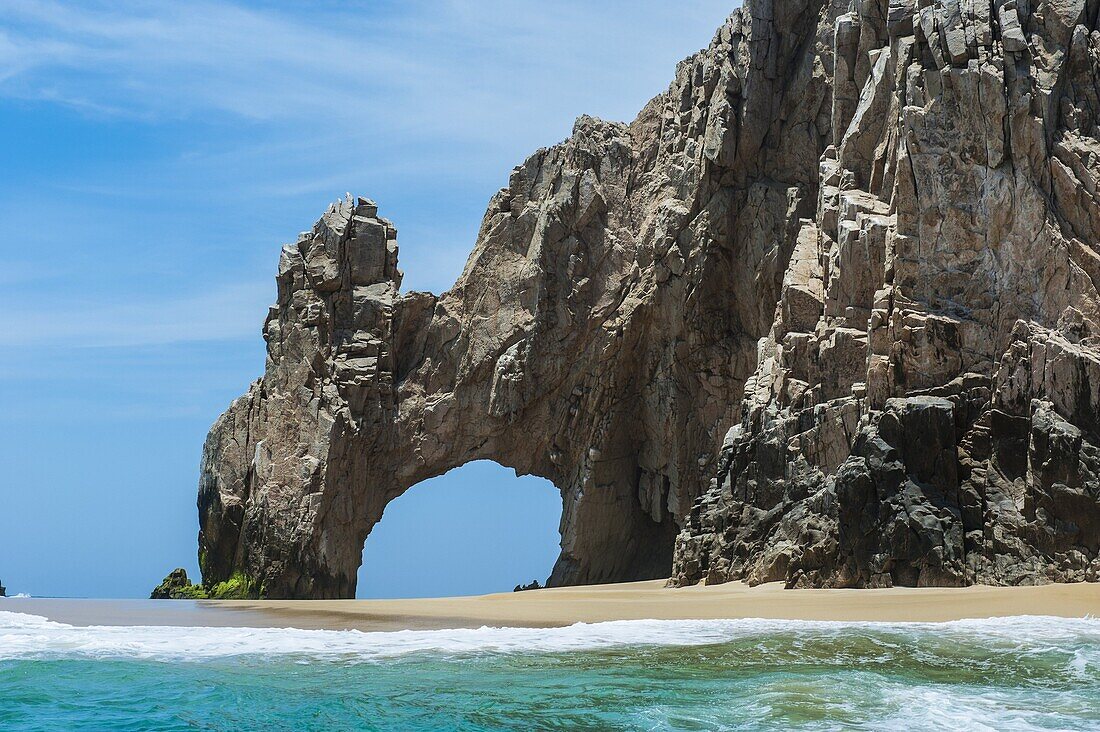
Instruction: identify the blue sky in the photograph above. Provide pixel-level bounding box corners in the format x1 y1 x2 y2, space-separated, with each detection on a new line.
0 0 733 599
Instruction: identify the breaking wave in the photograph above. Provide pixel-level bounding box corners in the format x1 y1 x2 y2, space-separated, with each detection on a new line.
1 610 1097 664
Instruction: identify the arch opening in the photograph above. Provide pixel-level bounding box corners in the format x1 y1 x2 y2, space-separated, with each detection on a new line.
356 461 561 599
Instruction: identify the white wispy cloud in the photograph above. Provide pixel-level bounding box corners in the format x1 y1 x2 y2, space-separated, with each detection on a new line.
0 0 731 135
0 1 733 348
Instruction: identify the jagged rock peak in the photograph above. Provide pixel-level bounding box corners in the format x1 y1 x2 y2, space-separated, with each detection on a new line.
198 0 1100 598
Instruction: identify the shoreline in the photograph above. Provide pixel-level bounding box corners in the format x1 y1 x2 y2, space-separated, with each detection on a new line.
5 580 1097 631
211 579 1100 631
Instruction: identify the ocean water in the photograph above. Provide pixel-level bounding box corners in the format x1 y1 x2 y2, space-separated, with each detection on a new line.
1 609 1098 731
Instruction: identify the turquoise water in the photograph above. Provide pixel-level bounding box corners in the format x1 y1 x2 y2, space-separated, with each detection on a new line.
1 610 1098 731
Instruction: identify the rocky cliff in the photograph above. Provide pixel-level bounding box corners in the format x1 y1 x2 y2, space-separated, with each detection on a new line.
198 0 1100 598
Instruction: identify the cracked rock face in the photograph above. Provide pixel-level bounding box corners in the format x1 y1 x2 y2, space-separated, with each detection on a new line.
200 0 1100 598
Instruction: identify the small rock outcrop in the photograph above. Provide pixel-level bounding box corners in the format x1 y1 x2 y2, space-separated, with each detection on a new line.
198 0 1100 598
150 568 207 599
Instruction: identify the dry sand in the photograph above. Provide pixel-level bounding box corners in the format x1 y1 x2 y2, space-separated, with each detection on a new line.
212 579 1100 631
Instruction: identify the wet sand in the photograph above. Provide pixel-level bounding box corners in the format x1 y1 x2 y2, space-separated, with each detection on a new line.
0 598 316 629
6 580 1098 631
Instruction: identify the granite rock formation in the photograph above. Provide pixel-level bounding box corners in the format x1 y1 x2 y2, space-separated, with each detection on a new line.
199 0 1100 598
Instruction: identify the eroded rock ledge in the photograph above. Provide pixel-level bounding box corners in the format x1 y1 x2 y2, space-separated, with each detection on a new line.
199 0 1100 598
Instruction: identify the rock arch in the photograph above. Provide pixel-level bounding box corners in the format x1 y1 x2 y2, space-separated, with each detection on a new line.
196 107 787 597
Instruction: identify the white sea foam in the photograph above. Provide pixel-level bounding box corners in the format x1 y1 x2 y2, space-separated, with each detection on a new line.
0 610 1097 663
873 684 1093 732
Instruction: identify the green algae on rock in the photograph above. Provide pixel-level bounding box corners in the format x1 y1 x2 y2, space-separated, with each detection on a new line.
206 572 261 600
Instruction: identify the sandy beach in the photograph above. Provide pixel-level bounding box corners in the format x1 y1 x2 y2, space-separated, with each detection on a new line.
201 579 1100 631
9 580 1098 631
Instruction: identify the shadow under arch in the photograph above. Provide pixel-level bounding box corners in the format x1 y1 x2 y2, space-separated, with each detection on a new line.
356 461 560 599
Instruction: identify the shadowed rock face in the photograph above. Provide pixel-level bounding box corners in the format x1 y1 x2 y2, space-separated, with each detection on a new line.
671 0 1100 588
199 0 1100 598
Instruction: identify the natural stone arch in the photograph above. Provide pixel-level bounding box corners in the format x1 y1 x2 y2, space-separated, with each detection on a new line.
197 180 695 598
196 116 773 598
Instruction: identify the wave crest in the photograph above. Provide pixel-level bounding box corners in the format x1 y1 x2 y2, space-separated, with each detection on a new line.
1 610 1098 663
